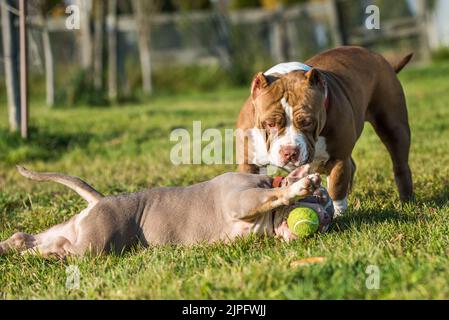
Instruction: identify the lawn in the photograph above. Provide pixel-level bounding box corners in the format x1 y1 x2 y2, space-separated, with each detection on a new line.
0 62 448 299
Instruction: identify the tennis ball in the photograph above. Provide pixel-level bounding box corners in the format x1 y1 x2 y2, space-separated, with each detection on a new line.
287 207 320 237
266 164 289 177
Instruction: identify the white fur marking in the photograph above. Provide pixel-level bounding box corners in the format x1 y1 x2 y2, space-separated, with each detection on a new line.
267 98 308 169
333 197 348 217
310 136 330 171
326 176 348 216
314 137 329 162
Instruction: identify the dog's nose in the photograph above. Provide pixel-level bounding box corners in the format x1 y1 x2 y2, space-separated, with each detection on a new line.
279 145 300 163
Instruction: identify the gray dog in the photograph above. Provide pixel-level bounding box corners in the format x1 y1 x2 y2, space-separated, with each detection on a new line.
0 166 332 259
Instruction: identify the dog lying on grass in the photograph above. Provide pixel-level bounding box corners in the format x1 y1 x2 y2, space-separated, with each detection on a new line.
0 166 332 259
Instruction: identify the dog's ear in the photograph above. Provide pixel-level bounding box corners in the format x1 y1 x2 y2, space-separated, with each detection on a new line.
305 68 321 86
251 72 269 99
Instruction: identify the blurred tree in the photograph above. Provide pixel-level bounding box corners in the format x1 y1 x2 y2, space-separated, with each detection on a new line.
108 0 118 102
160 0 178 12
35 0 56 107
372 0 412 20
230 0 261 9
260 0 307 9
172 0 211 10
93 0 106 91
75 0 93 70
131 0 163 96
210 0 232 69
338 0 413 31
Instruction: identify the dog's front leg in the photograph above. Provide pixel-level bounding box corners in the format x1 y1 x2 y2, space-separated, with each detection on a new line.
231 174 321 220
327 158 354 216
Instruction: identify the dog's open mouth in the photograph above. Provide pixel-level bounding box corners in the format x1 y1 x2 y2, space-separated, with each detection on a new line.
276 220 297 241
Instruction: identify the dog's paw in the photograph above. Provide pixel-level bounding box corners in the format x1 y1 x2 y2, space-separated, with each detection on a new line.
288 173 321 199
332 197 348 217
285 164 311 186
307 173 321 189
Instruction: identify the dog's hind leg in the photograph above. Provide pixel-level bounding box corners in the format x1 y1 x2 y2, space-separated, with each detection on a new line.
21 233 93 259
20 236 70 259
19 205 100 259
0 232 37 255
371 117 413 201
367 90 413 202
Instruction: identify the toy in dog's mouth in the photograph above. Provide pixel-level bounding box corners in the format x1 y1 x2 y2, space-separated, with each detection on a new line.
269 164 334 241
299 187 334 233
274 191 334 241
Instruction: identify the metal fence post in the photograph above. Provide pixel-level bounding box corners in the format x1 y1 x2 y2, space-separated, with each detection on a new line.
416 0 431 62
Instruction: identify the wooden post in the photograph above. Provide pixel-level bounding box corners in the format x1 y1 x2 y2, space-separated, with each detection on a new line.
76 0 93 70
42 23 54 107
107 0 118 102
1 0 21 132
19 0 28 138
37 2 55 107
132 0 154 95
93 0 105 91
416 0 431 63
211 0 232 70
270 7 289 62
327 0 344 46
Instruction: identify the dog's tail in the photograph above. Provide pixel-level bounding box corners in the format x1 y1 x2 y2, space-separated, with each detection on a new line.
16 166 104 205
391 53 414 74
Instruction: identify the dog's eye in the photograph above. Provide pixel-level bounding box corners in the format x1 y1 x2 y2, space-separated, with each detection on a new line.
298 118 313 129
264 121 277 129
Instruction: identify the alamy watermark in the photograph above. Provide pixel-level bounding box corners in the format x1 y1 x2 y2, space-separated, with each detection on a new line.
365 264 380 290
65 265 81 290
169 121 269 166
65 4 80 30
365 5 380 30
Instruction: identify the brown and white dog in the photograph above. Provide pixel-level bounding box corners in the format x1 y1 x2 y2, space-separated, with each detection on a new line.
236 46 414 215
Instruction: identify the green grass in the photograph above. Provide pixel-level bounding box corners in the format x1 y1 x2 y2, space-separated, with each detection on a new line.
0 63 448 300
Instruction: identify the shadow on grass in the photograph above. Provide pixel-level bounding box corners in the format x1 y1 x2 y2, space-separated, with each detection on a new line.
332 206 420 233
418 188 449 207
0 126 93 165
331 185 449 233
